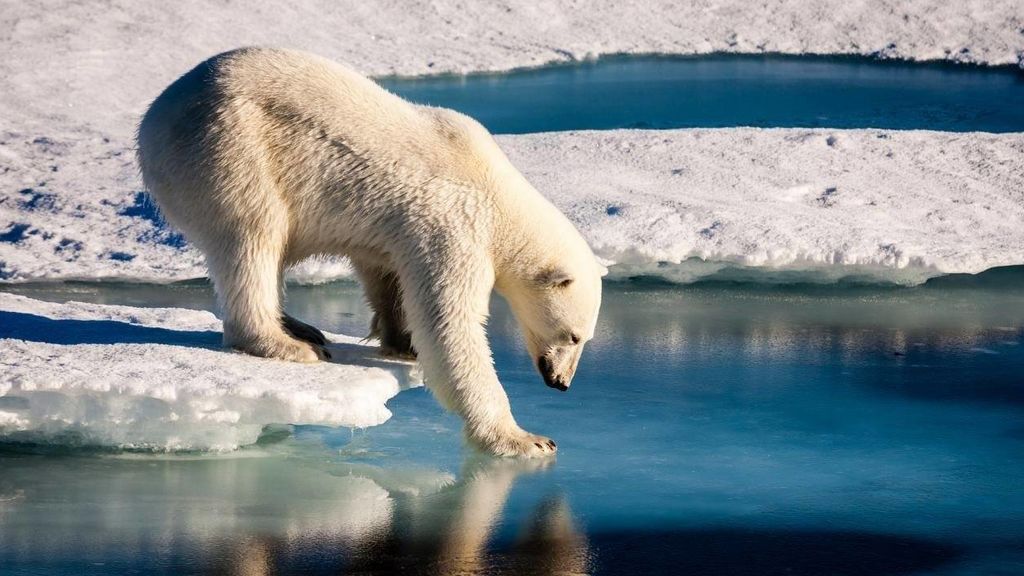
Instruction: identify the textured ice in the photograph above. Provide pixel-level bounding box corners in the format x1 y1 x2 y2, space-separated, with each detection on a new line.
0 293 420 451
1 0 1022 285
2 129 1021 286
505 129 1024 284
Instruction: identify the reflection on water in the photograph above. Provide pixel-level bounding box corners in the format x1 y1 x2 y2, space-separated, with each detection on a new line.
1 274 1023 574
0 449 588 575
345 458 590 576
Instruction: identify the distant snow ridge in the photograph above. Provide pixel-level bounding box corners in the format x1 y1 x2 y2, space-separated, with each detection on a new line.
0 293 419 451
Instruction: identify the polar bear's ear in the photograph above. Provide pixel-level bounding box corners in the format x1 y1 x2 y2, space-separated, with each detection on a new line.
537 267 574 288
599 265 609 277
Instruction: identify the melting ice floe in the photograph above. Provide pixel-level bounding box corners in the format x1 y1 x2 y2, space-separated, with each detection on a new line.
0 293 420 451
2 128 1022 286
1 1 1022 286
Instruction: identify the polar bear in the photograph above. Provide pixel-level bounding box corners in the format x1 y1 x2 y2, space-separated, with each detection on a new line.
137 48 604 457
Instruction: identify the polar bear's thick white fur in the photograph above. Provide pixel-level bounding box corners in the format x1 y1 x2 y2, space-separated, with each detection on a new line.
137 48 604 457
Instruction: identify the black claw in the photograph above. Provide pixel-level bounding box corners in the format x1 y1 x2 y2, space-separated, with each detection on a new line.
282 315 329 346
534 442 543 449
547 440 556 448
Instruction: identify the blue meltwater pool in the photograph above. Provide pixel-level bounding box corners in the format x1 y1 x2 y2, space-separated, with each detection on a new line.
1 273 1023 575
380 55 1024 134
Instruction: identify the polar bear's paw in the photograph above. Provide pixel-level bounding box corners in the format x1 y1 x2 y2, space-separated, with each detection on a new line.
233 335 330 363
281 314 329 347
473 427 558 458
378 344 418 361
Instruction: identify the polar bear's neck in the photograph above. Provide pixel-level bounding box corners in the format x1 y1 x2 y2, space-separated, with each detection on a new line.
490 175 584 290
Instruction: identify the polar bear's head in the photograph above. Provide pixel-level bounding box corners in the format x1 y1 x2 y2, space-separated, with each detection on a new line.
502 252 605 392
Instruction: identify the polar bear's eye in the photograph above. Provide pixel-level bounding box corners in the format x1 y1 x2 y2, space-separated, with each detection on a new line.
555 278 574 289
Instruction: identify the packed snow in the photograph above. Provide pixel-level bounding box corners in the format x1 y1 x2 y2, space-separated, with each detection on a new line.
2 0 1023 285
3 2 1023 124
2 128 1022 285
0 293 420 450
507 129 1024 284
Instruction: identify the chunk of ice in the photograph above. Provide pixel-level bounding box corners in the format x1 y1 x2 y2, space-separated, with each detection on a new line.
0 293 419 451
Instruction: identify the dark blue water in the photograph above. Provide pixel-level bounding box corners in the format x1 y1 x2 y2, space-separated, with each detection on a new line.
381 55 1024 133
2 275 1023 575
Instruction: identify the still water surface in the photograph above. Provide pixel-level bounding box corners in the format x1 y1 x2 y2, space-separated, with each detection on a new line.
381 55 1024 133
1 275 1022 575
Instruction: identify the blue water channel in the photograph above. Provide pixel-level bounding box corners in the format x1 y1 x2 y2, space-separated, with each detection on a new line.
2 272 1023 575
382 55 1024 133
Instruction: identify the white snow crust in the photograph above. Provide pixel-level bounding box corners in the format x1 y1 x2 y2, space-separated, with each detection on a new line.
0 293 420 451
505 129 1024 284
1 0 1022 286
2 129 1021 285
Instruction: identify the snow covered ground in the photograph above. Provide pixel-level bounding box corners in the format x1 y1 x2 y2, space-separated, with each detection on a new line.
1 1 1022 286
2 128 1022 285
512 129 1024 284
3 2 1023 130
2 1 1022 285
0 293 420 450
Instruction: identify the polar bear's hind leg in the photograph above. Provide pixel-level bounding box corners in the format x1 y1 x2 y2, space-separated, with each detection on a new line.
207 202 328 364
353 261 416 359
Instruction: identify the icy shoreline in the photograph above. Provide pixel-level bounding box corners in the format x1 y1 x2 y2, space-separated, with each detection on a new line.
2 128 1022 286
0 293 419 451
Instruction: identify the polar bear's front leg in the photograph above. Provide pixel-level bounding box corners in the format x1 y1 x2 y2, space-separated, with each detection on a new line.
396 254 556 458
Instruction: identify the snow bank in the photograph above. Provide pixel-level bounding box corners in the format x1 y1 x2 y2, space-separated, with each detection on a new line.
1 1 1022 285
2 1 1021 139
0 293 419 451
504 129 1024 284
2 128 1022 285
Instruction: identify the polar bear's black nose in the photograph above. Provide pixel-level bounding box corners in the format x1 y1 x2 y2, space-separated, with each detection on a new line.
538 356 569 391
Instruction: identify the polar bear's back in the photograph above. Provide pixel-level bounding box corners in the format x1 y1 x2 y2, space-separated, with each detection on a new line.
138 48 505 209
137 47 521 267
211 47 423 148
139 47 422 175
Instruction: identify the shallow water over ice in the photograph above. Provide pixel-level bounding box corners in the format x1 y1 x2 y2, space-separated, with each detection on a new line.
1 277 1023 574
381 55 1024 134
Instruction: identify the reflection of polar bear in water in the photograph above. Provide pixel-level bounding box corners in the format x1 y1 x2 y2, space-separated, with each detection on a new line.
215 458 589 575
137 48 604 457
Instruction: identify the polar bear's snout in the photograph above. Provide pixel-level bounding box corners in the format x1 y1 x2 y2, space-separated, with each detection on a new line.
538 344 584 391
